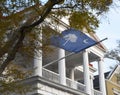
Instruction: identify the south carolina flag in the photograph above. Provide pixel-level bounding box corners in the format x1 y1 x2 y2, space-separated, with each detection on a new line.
50 28 97 53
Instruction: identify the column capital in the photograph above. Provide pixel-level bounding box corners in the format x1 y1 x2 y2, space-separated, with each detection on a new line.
83 49 90 53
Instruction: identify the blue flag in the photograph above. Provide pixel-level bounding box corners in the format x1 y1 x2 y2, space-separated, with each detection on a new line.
50 29 97 53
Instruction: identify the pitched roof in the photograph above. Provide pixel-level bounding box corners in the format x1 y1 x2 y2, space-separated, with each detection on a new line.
106 65 118 79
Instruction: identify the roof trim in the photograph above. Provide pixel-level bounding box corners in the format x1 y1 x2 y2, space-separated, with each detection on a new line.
106 65 118 79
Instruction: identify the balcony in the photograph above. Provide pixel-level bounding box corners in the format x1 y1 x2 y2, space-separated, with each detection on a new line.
42 68 102 95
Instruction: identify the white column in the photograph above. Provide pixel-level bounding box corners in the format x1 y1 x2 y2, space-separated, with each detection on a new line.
70 68 75 80
33 28 42 77
98 58 106 95
34 53 42 76
58 48 66 85
83 50 91 95
90 74 94 95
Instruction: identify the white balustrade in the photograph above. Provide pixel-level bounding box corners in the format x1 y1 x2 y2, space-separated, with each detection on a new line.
66 78 85 91
42 68 102 95
42 68 60 83
94 89 103 95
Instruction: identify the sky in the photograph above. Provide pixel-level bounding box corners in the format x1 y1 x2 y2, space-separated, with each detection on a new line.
93 1 120 74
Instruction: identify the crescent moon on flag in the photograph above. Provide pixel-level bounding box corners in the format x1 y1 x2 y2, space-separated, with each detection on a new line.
83 39 88 44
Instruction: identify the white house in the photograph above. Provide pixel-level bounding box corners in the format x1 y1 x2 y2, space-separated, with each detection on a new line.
5 16 107 95
20 15 107 95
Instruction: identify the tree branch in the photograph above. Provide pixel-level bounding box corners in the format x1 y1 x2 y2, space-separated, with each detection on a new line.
0 30 20 58
25 0 63 28
0 0 64 75
0 28 25 74
52 4 78 9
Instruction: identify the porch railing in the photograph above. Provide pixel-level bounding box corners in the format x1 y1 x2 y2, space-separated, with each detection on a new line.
42 68 60 83
42 68 85 91
42 68 102 95
94 89 103 95
66 78 85 91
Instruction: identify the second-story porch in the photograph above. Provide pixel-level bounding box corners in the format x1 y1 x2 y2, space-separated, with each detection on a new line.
14 17 107 95
34 43 106 95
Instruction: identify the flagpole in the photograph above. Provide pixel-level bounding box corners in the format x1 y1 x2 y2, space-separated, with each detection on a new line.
96 38 108 44
43 38 108 68
43 52 75 68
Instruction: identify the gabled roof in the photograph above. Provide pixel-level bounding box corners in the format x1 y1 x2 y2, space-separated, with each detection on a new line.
106 64 119 80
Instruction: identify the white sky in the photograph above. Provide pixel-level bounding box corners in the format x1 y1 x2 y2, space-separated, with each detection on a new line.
96 7 120 49
93 1 120 74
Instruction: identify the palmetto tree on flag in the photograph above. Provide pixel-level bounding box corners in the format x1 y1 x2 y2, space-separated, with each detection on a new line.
50 28 98 53
63 34 78 46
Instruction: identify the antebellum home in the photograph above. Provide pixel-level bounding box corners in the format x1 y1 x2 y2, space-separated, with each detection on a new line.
0 16 107 95
19 16 107 95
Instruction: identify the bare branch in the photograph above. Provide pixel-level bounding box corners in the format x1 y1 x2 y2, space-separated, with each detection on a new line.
52 4 78 9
